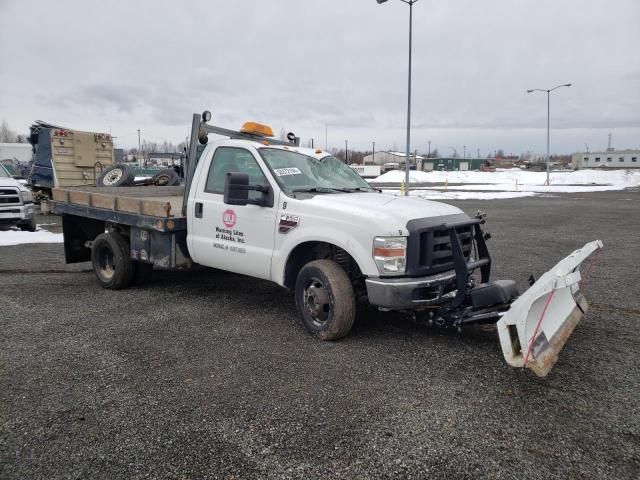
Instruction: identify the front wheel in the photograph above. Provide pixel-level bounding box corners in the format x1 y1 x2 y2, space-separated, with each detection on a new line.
91 232 134 289
19 219 37 232
295 260 355 341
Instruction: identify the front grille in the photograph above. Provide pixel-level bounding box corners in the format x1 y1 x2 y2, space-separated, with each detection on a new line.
0 188 21 205
406 214 478 277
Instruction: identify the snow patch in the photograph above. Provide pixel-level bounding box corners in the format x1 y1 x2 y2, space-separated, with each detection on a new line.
0 226 63 246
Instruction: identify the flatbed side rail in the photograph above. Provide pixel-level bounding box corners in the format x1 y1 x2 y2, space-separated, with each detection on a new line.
51 201 187 233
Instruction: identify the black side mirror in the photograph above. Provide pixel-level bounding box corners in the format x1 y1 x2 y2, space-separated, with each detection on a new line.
223 172 272 207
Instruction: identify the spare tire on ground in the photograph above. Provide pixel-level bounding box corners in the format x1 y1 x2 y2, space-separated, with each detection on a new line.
96 164 135 187
151 168 181 186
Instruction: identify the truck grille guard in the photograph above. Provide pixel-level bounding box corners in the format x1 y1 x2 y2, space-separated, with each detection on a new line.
406 213 491 310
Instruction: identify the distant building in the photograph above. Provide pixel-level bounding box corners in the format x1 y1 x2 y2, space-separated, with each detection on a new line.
422 157 487 171
113 148 125 163
362 151 425 166
571 149 640 169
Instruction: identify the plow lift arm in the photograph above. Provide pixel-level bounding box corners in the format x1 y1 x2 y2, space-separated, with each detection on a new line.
497 240 603 377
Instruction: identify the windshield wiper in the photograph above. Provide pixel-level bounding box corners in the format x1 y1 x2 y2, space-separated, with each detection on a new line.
291 187 339 194
331 187 379 193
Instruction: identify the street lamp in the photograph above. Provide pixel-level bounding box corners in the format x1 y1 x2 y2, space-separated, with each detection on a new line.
526 83 572 185
376 0 419 195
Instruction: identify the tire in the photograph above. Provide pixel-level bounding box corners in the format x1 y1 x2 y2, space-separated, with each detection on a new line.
91 232 134 289
295 259 356 341
151 169 180 186
19 219 37 232
96 164 135 187
132 261 153 285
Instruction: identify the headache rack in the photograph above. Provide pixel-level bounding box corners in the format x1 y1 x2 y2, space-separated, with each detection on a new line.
406 213 491 307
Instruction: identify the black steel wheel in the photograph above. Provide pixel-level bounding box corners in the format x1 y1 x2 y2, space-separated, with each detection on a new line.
91 232 134 289
151 169 180 186
295 259 355 340
19 219 37 232
96 164 135 187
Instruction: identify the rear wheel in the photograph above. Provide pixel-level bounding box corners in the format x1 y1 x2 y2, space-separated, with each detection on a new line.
295 260 355 340
91 232 134 289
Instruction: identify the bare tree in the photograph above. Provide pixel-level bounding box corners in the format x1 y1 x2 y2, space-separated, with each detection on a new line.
0 120 17 143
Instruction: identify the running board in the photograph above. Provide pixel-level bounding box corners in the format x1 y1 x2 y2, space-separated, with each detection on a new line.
497 240 603 377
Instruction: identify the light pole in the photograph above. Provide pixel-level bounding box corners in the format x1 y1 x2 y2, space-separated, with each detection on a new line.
345 139 348 164
527 83 572 185
428 139 431 157
376 0 418 195
372 141 375 165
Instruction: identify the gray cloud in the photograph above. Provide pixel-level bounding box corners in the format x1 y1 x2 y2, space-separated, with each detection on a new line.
0 0 638 154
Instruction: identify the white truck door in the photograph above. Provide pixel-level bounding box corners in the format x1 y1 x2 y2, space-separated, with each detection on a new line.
189 146 277 280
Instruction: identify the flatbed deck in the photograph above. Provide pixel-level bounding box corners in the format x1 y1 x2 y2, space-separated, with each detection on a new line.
52 185 185 218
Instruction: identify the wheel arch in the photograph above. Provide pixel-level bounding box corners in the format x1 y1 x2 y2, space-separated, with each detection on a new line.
283 240 366 290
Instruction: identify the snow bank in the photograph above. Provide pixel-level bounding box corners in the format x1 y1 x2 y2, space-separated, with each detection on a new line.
381 189 536 200
371 169 640 194
0 226 63 247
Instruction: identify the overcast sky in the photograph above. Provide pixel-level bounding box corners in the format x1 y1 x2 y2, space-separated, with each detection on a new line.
1 0 639 156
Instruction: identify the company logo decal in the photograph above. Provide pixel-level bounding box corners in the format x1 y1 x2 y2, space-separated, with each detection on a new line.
279 214 300 233
223 209 237 228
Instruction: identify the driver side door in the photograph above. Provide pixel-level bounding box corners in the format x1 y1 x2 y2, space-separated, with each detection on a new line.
189 146 277 280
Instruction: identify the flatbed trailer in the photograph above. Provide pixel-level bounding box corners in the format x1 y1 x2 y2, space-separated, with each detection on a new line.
52 185 191 269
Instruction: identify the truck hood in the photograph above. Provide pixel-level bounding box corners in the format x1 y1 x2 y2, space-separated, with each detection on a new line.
299 192 465 232
0 177 26 190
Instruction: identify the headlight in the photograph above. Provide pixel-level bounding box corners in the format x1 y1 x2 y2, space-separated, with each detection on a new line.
20 190 33 203
373 236 407 275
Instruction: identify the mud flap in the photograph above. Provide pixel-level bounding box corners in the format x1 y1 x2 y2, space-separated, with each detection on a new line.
497 240 603 377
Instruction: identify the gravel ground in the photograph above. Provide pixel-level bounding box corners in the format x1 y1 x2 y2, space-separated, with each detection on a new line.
1 190 639 479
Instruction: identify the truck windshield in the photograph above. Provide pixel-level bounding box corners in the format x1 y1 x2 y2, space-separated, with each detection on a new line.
259 149 373 194
0 164 11 178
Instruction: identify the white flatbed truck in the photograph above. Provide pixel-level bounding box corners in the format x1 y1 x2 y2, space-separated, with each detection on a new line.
51 111 603 376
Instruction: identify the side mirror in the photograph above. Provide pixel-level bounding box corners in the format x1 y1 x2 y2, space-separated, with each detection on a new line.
223 172 271 207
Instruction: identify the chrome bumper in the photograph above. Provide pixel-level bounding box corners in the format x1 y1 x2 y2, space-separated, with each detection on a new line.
365 270 457 310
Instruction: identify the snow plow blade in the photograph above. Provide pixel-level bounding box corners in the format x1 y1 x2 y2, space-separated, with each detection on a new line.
497 240 603 377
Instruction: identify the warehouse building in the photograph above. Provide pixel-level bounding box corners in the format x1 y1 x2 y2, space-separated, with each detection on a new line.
362 151 425 166
421 157 487 171
572 150 640 169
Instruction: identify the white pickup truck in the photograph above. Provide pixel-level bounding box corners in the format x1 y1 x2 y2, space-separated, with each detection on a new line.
0 163 36 231
51 112 602 376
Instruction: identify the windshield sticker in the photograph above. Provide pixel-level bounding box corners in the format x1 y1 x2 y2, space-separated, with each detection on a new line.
274 167 302 177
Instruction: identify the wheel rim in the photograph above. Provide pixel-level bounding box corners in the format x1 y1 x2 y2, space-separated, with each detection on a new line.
303 277 331 327
155 174 170 186
96 245 116 280
103 168 123 186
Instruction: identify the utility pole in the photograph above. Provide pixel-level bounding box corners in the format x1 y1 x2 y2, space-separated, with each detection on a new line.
463 145 466 159
311 138 314 148
345 140 348 163
428 139 431 158
325 124 328 151
477 148 480 159
137 129 142 167
371 141 375 166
